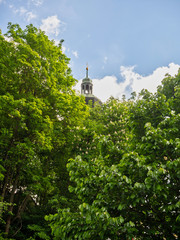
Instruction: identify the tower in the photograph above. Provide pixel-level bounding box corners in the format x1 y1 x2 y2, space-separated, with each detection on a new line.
81 65 101 106
81 65 93 95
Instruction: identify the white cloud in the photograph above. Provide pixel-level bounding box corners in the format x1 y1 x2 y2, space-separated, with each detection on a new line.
120 63 180 95
75 63 180 102
10 6 36 22
75 75 121 102
19 7 27 15
30 0 43 6
26 11 36 22
72 50 78 58
104 56 108 64
40 15 66 37
93 76 122 102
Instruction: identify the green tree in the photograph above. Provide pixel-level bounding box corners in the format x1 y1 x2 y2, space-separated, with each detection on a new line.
46 76 180 239
157 70 180 113
72 97 132 165
0 23 87 238
130 89 170 139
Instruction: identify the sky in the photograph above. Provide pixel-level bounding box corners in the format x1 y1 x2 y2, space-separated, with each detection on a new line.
1 0 180 101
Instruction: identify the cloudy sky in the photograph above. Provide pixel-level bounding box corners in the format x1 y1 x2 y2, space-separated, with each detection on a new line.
1 0 180 101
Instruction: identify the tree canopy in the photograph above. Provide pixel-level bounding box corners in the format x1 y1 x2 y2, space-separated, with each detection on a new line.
47 74 180 239
0 23 179 240
0 23 87 238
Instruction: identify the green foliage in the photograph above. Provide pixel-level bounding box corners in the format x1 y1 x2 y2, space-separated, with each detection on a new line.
72 97 132 165
0 23 88 238
157 70 180 113
1 22 180 240
27 224 51 240
47 73 180 239
130 90 170 139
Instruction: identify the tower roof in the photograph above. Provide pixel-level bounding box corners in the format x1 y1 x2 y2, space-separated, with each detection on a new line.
82 64 92 83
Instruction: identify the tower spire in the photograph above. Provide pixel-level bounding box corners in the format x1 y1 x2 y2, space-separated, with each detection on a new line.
86 63 88 78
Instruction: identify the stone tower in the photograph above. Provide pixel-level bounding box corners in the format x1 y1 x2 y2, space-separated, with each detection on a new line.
81 65 101 106
81 65 93 95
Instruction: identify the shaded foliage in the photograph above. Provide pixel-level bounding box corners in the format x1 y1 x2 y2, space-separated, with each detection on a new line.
47 73 180 239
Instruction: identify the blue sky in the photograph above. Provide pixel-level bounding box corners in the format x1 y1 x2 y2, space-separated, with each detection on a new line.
1 0 180 101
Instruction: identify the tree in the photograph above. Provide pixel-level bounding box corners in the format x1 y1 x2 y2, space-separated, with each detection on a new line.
46 77 180 239
0 23 88 238
72 97 132 165
157 70 180 113
130 89 170 139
